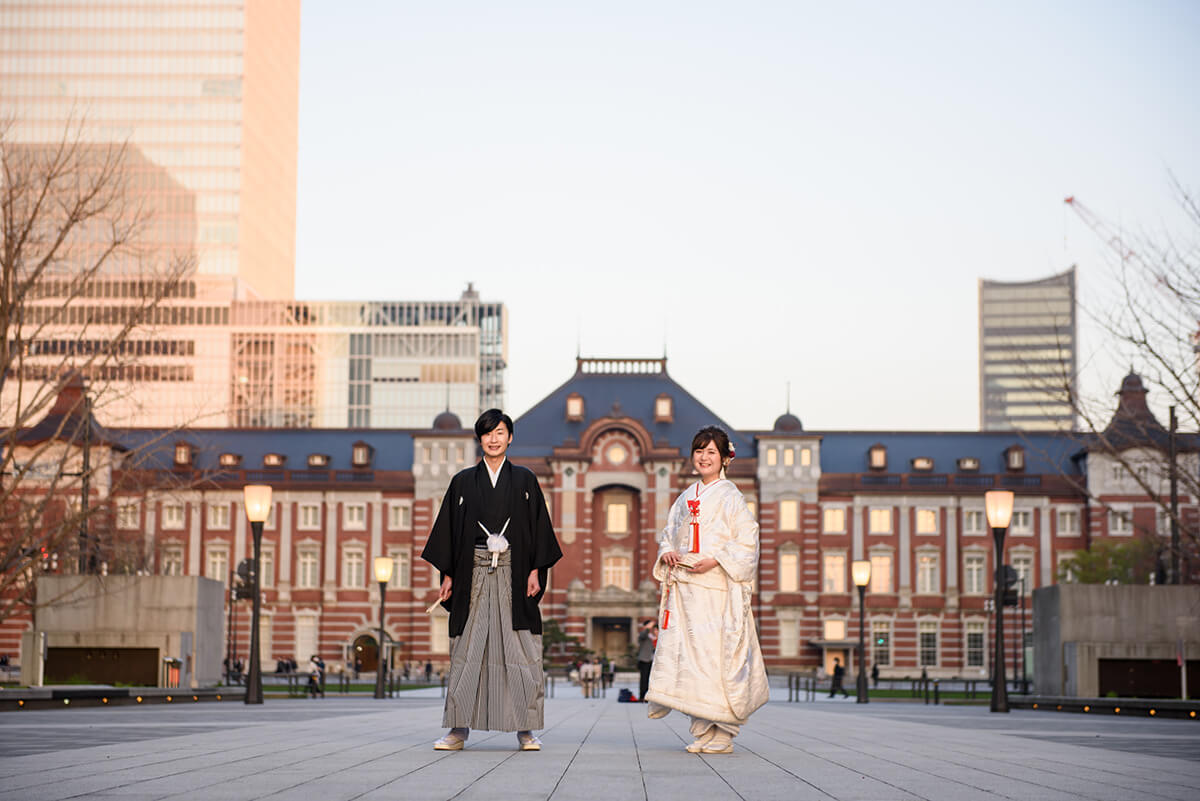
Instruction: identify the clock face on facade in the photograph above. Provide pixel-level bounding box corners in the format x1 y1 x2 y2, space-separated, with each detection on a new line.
606 444 627 465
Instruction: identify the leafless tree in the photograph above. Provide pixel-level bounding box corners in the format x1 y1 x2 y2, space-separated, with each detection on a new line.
1059 181 1200 583
0 115 197 627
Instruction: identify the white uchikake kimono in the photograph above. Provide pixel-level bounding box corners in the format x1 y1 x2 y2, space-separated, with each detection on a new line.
645 478 769 735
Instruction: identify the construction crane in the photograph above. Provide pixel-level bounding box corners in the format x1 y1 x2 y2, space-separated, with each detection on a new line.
1063 195 1136 262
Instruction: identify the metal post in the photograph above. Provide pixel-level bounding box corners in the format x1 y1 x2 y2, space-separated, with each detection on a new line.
856 583 869 703
244 520 264 704
991 525 1010 713
374 580 388 699
78 391 93 574
1019 575 1028 694
1169 406 1180 585
225 572 234 685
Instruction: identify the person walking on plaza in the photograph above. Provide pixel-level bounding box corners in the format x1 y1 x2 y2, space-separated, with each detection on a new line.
422 409 563 752
829 657 849 698
646 425 769 755
636 618 657 702
307 654 323 698
579 656 599 699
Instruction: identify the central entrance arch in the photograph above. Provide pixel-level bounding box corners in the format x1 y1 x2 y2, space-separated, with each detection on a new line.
353 634 379 673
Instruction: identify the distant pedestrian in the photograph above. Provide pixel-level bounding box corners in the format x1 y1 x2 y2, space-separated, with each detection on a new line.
307 655 323 698
829 657 849 698
636 619 657 702
871 663 879 688
425 661 433 683
580 657 599 698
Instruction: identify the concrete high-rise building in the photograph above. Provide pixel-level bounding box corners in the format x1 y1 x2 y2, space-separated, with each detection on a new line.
0 6 507 431
229 286 507 429
979 267 1077 431
0 0 301 300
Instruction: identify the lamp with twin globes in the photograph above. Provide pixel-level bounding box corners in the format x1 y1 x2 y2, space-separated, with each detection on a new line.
851 559 872 704
985 489 1014 714
242 484 273 705
373 556 395 699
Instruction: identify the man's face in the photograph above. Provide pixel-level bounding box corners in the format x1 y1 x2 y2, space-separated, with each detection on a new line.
480 422 512 460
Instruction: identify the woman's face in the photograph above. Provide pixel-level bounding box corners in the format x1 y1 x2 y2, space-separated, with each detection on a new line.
692 439 724 481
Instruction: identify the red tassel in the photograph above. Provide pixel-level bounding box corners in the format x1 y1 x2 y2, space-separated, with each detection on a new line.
662 610 670 629
691 521 700 553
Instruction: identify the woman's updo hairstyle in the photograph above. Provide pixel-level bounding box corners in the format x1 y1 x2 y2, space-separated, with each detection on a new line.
690 425 735 466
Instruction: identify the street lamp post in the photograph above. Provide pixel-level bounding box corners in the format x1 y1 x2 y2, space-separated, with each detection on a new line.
373 556 395 699
985 490 1014 714
852 559 872 704
243 484 272 705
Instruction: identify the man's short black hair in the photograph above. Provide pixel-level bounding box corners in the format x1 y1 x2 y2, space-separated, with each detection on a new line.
474 408 514 440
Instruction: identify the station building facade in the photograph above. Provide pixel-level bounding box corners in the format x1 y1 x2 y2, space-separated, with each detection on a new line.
5 358 1192 682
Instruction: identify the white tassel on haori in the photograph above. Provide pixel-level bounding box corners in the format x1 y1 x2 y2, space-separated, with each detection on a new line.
479 518 511 571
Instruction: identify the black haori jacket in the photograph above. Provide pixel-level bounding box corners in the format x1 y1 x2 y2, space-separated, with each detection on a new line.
421 460 562 638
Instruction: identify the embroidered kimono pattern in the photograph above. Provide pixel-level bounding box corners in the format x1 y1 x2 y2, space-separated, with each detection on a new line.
645 478 769 728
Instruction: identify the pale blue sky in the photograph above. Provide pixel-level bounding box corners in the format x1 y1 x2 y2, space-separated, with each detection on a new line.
294 1 1200 431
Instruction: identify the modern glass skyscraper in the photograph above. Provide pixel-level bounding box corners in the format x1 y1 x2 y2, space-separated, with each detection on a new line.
978 267 1077 431
0 0 300 300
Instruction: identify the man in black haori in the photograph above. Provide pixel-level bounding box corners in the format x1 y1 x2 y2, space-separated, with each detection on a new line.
421 409 562 751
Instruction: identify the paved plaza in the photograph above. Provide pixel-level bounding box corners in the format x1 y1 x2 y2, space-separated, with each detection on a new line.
1 684 1198 801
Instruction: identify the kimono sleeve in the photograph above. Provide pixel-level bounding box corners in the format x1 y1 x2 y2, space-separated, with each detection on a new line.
712 492 759 584
420 478 456 578
528 475 562 570
657 495 685 559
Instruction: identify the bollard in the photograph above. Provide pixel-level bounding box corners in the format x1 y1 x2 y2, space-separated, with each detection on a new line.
934 680 940 705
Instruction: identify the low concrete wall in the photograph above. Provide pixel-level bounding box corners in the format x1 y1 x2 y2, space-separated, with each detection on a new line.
19 575 224 688
1033 585 1200 697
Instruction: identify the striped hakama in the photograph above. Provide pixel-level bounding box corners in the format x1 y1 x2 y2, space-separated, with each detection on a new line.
443 549 545 731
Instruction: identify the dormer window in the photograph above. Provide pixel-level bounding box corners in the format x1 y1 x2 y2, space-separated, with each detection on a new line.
957 457 980 472
868 444 887 471
912 457 934 472
351 441 373 468
263 452 285 468
566 393 585 422
218 452 241 468
1005 445 1025 472
307 453 330 468
654 394 674 423
174 442 194 467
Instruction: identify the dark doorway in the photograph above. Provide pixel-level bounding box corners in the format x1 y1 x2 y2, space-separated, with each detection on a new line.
45 647 158 686
591 617 631 665
353 634 379 673
1098 658 1200 698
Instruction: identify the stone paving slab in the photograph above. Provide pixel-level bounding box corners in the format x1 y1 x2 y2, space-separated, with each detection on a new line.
1 684 1198 800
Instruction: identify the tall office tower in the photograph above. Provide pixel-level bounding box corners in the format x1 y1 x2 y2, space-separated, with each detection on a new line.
230 285 507 429
1 1 300 427
979 267 1077 431
0 1 300 299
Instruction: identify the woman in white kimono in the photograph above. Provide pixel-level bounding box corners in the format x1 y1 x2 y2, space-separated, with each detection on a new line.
646 425 769 754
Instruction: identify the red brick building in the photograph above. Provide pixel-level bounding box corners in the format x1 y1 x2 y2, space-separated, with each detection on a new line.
4 359 1193 683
